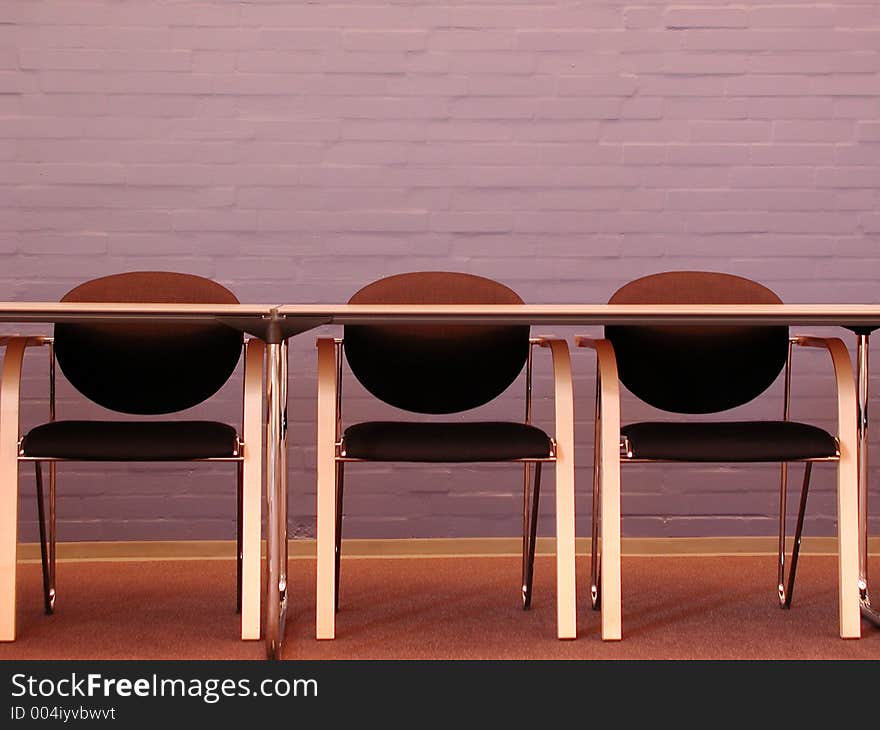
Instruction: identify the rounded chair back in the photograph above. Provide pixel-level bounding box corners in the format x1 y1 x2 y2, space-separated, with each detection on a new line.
605 271 789 414
54 271 242 415
344 271 530 414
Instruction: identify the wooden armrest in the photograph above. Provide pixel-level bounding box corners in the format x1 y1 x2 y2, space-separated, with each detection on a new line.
533 337 574 461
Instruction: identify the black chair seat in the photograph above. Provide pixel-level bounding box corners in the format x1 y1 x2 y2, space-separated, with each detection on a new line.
21 420 239 461
621 420 838 462
342 421 553 462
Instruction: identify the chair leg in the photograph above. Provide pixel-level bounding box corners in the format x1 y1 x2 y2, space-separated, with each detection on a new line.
334 461 345 614
777 462 789 606
34 462 54 615
521 462 542 610
590 395 602 611
521 463 529 608
48 462 56 614
236 461 243 615
780 462 813 609
778 338 794 606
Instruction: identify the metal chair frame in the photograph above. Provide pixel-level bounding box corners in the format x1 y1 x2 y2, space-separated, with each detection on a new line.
329 337 556 612
579 333 859 641
19 336 259 623
316 334 577 641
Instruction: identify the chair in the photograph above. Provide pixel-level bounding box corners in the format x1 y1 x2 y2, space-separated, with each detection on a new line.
315 271 576 640
577 271 859 640
11 271 264 639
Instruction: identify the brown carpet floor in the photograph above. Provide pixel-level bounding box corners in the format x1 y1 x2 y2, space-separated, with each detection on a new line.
1 554 878 660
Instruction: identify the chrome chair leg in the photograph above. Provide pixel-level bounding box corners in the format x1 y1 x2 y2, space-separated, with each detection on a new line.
590 472 601 611
590 377 601 610
777 462 789 606
236 461 243 615
334 461 344 614
34 462 55 615
778 462 813 609
521 462 541 609
48 461 56 614
521 462 529 607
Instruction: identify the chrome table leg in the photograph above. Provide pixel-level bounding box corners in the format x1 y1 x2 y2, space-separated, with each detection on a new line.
856 333 880 626
265 340 289 658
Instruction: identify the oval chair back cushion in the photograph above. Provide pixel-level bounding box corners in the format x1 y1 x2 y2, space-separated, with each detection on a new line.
343 271 530 414
605 271 789 414
54 271 242 415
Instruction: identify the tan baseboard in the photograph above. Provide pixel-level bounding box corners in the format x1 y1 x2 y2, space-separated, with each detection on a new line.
15 535 880 563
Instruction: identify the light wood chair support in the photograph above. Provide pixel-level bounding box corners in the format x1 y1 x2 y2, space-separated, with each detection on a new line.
575 336 622 641
0 336 49 641
794 336 860 638
537 337 577 640
240 337 265 640
316 336 338 640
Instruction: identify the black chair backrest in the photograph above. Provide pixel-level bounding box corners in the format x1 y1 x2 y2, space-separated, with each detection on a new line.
605 271 789 414
343 271 530 415
54 271 242 415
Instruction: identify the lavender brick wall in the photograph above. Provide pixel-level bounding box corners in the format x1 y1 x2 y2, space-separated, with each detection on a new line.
2 1 879 543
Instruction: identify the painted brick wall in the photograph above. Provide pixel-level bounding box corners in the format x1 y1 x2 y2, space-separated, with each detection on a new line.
1 1 879 544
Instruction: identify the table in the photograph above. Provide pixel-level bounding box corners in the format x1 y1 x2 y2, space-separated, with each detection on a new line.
2 302 879 659
274 303 880 654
